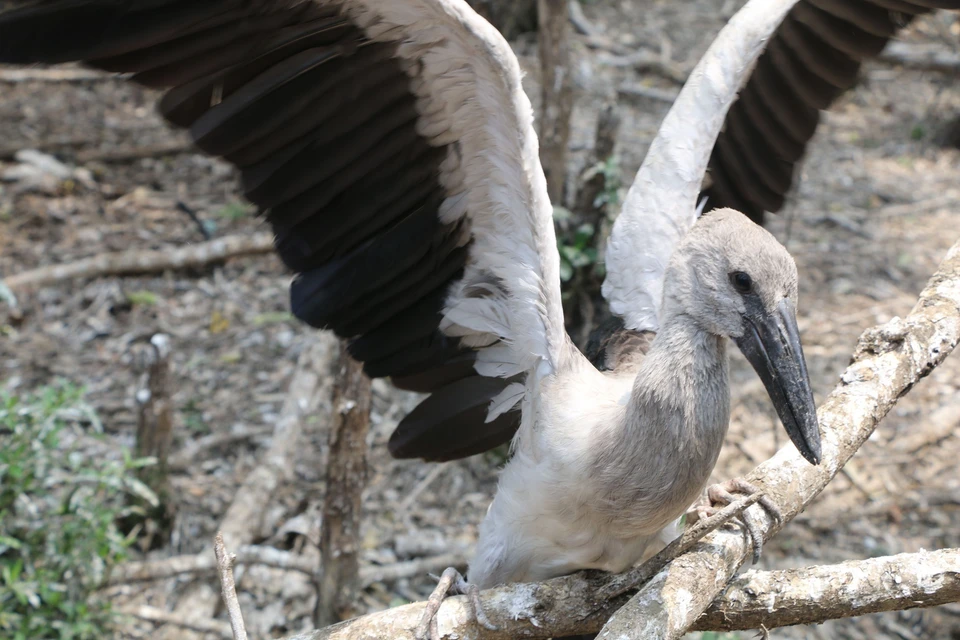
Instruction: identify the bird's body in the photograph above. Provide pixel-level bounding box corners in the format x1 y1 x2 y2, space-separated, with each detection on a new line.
471 208 802 587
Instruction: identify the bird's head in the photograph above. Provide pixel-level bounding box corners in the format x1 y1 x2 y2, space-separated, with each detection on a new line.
663 208 822 465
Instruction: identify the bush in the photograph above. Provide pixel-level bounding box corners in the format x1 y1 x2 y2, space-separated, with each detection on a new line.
0 383 155 640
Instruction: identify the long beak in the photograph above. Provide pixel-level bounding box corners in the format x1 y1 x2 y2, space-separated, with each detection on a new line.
735 298 822 465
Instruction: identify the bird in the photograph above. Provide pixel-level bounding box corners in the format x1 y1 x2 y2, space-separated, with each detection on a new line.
8 0 944 634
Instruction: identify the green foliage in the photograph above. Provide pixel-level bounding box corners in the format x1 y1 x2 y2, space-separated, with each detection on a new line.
558 221 599 282
0 383 155 640
125 290 159 307
214 201 256 221
592 156 623 213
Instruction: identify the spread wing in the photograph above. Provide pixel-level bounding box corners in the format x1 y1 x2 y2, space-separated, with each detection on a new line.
706 0 960 222
0 0 570 460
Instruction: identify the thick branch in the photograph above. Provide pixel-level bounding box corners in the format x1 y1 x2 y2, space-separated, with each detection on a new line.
282 239 960 640
4 233 274 290
286 548 960 639
598 239 960 639
693 548 960 631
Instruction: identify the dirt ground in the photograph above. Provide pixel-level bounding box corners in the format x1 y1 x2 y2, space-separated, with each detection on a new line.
1 1 959 639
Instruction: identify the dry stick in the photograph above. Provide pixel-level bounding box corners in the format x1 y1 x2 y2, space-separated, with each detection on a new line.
119 605 232 638
597 492 763 600
76 140 194 163
617 83 680 104
132 334 174 501
107 545 467 588
598 238 960 640
4 233 275 291
879 41 960 73
282 239 960 640
0 68 112 82
692 548 960 631
167 426 274 471
895 396 960 453
314 343 373 627
538 0 575 204
214 533 249 640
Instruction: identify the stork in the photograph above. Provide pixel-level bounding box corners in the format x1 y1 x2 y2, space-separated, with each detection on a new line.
2 0 951 636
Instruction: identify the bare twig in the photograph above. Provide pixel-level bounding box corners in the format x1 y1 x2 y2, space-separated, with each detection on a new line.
879 41 960 74
538 0 575 204
214 533 249 640
315 343 373 626
598 492 764 600
0 68 112 82
76 140 194 163
106 545 468 588
617 83 680 104
132 334 174 496
598 238 960 639
119 605 232 638
167 426 273 471
4 233 274 291
598 49 687 84
279 238 960 640
692 548 960 631
895 397 960 453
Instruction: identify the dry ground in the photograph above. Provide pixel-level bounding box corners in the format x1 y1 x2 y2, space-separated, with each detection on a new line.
1 1 959 638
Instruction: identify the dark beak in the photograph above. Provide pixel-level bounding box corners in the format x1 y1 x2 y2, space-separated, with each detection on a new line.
735 298 822 465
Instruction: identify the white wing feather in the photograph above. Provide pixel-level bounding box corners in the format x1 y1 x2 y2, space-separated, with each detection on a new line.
343 0 567 398
602 0 800 332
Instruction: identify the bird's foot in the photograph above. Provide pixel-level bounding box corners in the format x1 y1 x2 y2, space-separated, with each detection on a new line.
415 567 497 640
693 478 781 564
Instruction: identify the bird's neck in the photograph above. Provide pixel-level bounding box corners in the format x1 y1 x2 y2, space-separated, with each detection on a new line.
628 312 731 449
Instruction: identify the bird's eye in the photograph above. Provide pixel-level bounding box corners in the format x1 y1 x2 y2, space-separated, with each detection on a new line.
730 271 753 294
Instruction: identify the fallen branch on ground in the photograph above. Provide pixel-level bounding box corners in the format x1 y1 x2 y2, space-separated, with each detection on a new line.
119 605 231 638
76 141 194 163
0 68 112 82
278 238 960 639
880 41 960 74
4 233 274 290
617 83 680 104
107 545 468 588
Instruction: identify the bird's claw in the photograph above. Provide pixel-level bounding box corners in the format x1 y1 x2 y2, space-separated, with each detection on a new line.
415 567 497 640
697 478 781 564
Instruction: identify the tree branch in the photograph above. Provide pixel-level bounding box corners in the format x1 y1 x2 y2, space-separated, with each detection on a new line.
693 548 960 631
280 238 960 640
4 233 274 291
598 238 960 639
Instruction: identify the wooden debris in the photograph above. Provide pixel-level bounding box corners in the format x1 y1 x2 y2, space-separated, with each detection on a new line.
4 233 275 291
315 343 373 626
